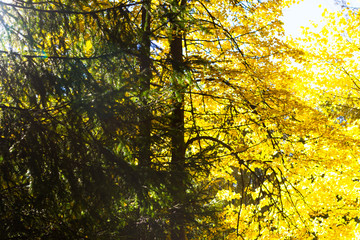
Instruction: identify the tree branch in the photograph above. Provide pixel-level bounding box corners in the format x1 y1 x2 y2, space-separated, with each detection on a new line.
185 135 247 164
0 1 140 15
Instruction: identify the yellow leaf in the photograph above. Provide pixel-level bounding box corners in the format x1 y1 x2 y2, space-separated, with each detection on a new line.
84 40 93 57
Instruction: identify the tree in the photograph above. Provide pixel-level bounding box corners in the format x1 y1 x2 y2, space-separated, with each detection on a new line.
0 1 149 239
280 2 360 239
3 0 360 239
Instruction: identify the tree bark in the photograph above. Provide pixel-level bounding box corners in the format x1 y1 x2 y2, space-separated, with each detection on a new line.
138 2 152 239
169 0 186 239
139 0 151 167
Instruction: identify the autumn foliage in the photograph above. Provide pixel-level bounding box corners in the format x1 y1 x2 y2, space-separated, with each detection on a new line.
0 0 360 239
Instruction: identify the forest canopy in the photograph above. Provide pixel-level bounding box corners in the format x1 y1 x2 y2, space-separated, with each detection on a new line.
1 0 360 239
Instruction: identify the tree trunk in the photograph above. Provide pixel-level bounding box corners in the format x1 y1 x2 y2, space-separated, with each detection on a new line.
169 0 186 239
138 2 152 239
139 0 151 167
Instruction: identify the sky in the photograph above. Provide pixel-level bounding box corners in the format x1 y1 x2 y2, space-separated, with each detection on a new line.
282 0 360 37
